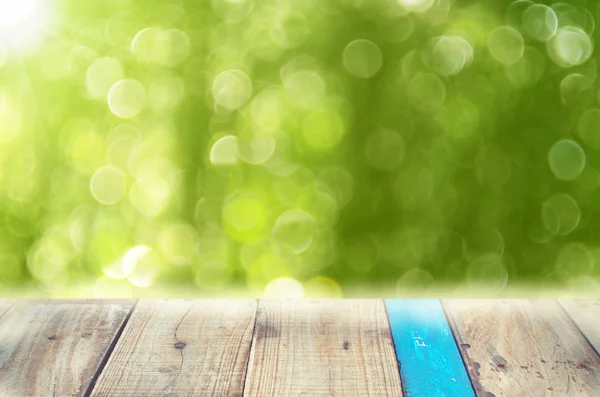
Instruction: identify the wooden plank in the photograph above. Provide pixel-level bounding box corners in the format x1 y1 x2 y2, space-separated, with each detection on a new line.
0 300 14 320
385 299 475 396
89 299 257 397
443 299 600 397
243 299 403 397
0 299 134 397
560 299 600 354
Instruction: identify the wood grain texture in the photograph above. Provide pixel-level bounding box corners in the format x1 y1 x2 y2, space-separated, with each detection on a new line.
443 299 600 397
0 300 15 320
243 299 403 397
89 299 257 397
0 299 134 397
560 300 600 354
386 299 475 397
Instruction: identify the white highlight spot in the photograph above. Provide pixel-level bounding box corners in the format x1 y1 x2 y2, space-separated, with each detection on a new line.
0 0 49 51
264 277 304 298
122 245 160 287
398 0 434 13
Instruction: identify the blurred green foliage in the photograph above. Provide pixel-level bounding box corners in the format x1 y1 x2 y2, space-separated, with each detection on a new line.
1 0 600 297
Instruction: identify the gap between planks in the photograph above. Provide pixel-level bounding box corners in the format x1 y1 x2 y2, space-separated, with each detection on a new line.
82 299 138 397
558 299 600 358
0 300 135 397
239 299 259 396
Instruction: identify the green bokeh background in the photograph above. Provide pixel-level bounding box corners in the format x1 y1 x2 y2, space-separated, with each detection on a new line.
1 0 600 296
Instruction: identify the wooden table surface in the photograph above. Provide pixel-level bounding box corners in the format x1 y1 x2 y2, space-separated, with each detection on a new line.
0 299 598 397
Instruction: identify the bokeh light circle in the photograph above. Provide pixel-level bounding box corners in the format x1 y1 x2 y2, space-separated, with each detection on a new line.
466 253 508 294
547 26 593 67
522 4 558 41
542 193 581 236
548 139 586 181
560 73 593 105
430 35 473 76
272 209 317 254
487 26 525 65
398 0 434 14
122 245 160 287
305 276 343 298
131 28 190 67
90 165 127 205
555 243 594 282
212 0 253 22
407 72 446 112
86 57 124 99
212 69 253 110
302 108 345 151
210 135 239 166
507 0 534 31
108 79 146 119
342 39 383 79
263 277 304 298
396 269 435 292
222 190 266 242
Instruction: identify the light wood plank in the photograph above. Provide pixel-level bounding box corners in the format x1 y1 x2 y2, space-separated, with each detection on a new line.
0 300 15 320
443 299 600 397
386 299 475 396
560 299 600 354
243 299 404 397
0 299 134 397
90 299 257 397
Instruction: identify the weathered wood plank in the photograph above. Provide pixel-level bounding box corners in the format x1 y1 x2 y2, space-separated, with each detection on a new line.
0 299 134 397
443 299 600 397
385 299 475 396
0 300 14 320
243 299 403 397
560 299 600 354
89 299 257 397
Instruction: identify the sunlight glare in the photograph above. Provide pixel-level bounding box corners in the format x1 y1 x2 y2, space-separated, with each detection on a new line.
0 0 50 51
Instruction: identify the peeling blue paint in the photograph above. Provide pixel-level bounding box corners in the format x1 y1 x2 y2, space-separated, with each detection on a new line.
385 299 475 397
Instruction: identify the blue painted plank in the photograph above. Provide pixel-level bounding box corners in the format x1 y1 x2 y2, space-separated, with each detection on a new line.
385 299 475 397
